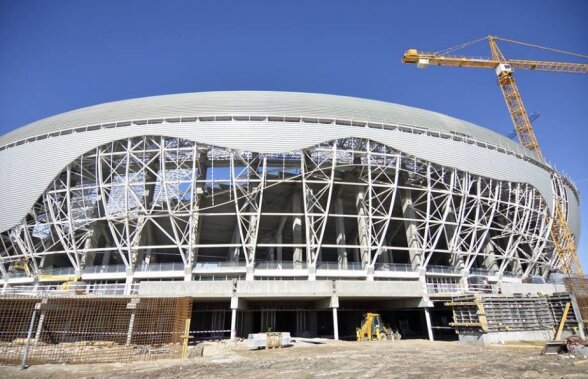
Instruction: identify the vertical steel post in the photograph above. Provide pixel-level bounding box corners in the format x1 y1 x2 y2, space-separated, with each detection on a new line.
21 307 37 369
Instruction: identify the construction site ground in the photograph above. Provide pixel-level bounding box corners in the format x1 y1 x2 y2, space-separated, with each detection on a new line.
1 339 588 378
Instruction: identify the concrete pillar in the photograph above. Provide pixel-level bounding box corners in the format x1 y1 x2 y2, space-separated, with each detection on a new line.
184 266 192 282
82 230 96 268
186 206 201 275
227 224 240 262
511 256 523 276
246 264 254 281
230 296 239 340
275 216 288 264
190 152 207 265
329 295 339 340
332 307 339 340
482 240 499 273
39 254 55 271
124 268 134 295
401 188 422 270
355 189 370 268
101 251 111 266
335 196 348 269
138 221 154 266
292 192 303 268
230 308 237 340
424 308 434 341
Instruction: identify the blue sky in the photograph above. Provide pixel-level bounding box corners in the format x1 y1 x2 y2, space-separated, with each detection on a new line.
1 0 587 267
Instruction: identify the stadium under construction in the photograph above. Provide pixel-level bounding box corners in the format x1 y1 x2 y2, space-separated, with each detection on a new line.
0 92 586 364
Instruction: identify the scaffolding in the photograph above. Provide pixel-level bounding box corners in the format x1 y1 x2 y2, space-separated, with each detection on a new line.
447 293 579 335
564 276 588 326
0 296 191 365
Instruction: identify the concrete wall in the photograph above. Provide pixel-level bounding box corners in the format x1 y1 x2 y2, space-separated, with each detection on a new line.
138 281 234 298
336 280 423 298
237 280 332 298
138 279 425 300
500 282 567 295
458 330 554 345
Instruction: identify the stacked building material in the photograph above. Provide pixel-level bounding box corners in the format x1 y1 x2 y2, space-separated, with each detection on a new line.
447 293 579 335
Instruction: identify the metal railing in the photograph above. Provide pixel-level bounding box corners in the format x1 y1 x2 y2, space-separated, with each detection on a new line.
192 261 247 269
7 271 30 278
255 261 307 270
40 267 76 276
316 261 364 270
467 283 499 294
427 265 458 274
136 262 185 272
470 268 496 276
83 264 127 274
426 283 463 294
374 263 414 272
1 283 139 296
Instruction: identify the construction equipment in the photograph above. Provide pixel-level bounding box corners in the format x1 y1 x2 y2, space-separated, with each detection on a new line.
11 260 31 277
402 36 588 277
356 312 398 341
542 302 572 355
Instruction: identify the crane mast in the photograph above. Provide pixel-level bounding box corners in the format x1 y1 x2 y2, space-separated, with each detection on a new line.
402 36 588 276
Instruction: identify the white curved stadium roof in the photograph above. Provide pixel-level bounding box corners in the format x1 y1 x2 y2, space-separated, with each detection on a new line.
0 91 579 237
0 91 535 157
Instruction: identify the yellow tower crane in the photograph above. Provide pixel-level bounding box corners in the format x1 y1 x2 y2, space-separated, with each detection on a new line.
402 36 588 276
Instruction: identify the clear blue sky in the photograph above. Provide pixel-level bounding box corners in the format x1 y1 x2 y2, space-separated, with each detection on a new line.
1 0 587 267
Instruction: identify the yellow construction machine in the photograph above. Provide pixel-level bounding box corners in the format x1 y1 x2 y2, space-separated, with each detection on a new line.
11 260 31 276
356 313 399 341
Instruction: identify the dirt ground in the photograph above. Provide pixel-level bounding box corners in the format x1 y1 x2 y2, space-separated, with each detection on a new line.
1 339 587 379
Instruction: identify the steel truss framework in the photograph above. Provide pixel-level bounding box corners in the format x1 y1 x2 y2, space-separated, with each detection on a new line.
0 136 561 280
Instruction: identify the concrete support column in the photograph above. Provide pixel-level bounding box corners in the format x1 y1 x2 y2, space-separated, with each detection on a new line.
511 257 523 276
230 308 237 340
227 224 240 262
275 216 287 264
330 294 339 340
292 192 303 268
335 196 348 270
187 205 201 273
124 268 134 295
101 251 111 266
81 230 96 268
2 280 8 294
246 265 254 281
400 188 422 270
482 240 499 273
355 189 370 268
424 307 434 341
39 254 55 272
332 307 339 340
230 296 239 340
184 266 192 282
